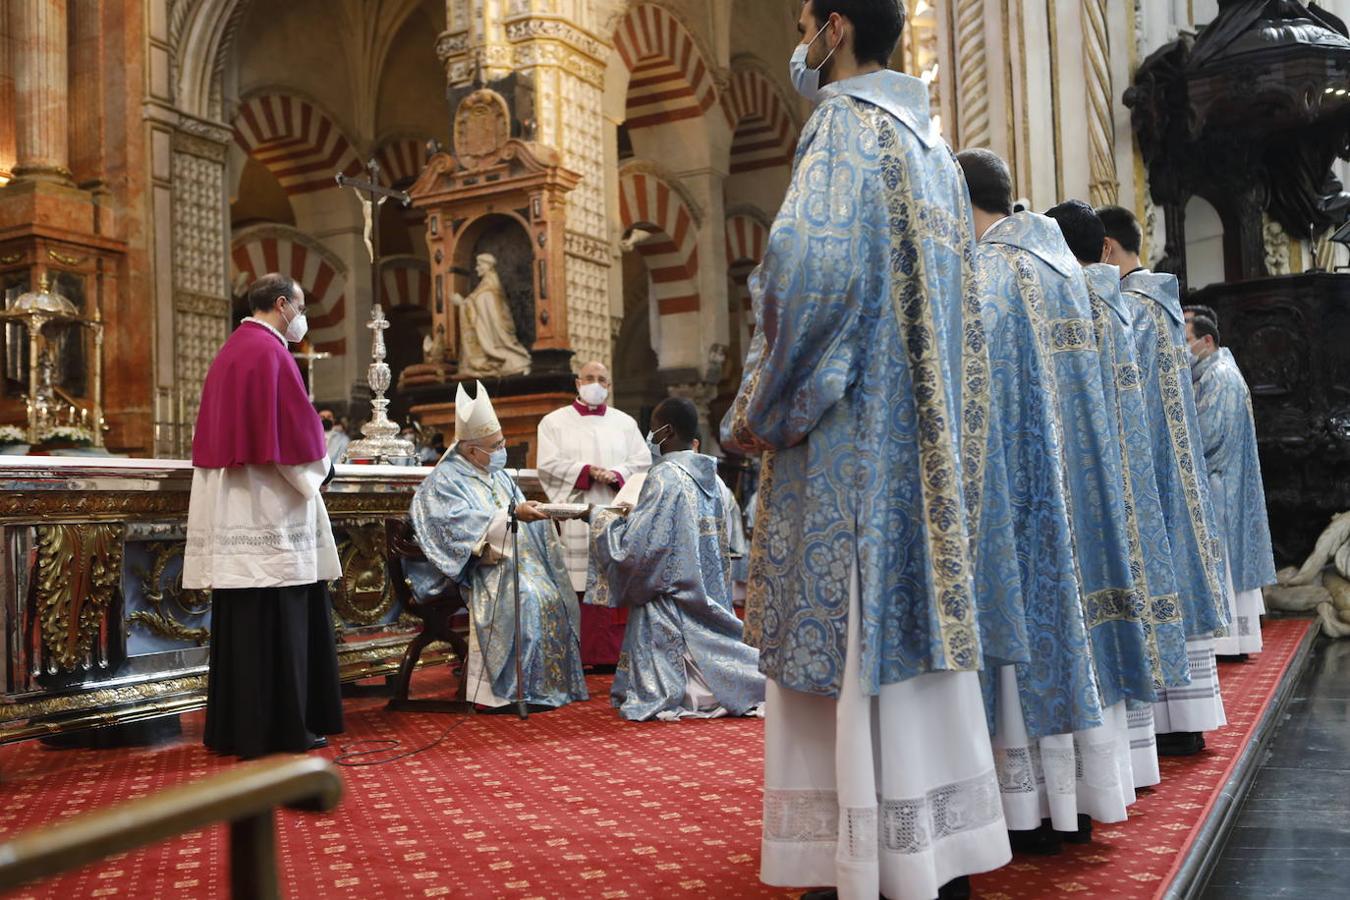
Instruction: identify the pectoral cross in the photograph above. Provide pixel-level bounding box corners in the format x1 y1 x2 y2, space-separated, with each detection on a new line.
291 345 332 401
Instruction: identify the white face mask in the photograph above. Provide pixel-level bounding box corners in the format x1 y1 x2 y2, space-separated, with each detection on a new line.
578 382 609 407
789 21 840 103
282 302 309 343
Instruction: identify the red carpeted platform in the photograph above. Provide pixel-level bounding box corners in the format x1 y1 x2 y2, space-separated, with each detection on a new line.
0 618 1310 900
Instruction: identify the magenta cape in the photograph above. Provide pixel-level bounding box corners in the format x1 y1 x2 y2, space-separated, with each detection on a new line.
191 321 327 468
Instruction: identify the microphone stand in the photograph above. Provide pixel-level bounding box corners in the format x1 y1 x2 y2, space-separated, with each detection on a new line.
506 474 529 721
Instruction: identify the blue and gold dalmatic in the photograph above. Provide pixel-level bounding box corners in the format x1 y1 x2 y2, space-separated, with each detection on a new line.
722 70 983 698
587 450 765 721
1120 270 1228 637
978 213 1157 709
1191 348 1277 596
1084 264 1191 690
406 450 588 709
970 227 1104 738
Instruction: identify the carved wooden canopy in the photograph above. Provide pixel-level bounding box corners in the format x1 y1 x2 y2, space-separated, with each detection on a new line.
408 88 581 376
1126 0 1350 287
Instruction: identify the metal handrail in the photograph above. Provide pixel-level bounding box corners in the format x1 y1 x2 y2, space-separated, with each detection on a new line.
0 756 343 899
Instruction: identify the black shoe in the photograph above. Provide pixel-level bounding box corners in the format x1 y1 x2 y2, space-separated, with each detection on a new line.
1060 813 1093 845
937 876 971 900
1008 823 1063 855
800 891 838 900
307 736 329 750
1216 653 1249 663
1157 731 1206 756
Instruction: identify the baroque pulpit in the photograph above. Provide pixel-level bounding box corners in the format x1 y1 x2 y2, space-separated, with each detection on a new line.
401 88 581 467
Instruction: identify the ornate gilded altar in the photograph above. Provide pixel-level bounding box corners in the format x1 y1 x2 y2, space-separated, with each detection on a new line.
0 458 538 743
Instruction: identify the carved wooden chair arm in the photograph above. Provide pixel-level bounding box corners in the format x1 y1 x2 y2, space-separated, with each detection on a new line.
0 756 342 898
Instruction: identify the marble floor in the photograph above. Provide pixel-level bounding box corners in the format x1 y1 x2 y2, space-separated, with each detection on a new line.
1202 635 1350 898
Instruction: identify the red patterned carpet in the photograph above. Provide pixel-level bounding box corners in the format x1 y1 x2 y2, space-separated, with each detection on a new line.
0 618 1310 900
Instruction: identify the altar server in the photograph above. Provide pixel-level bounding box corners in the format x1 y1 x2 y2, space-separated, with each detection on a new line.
409 381 588 710
536 360 651 666
1185 309 1275 657
587 397 764 721
1101 204 1230 755
724 4 1010 897
185 273 344 759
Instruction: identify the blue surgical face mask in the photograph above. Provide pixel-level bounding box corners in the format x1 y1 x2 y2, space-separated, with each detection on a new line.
487 447 508 471
789 22 839 103
645 424 671 462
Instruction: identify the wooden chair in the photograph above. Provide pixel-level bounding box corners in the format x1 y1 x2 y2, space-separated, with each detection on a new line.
0 756 342 900
385 518 474 713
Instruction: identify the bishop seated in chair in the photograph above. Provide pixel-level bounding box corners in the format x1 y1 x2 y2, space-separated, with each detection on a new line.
586 397 765 721
407 381 588 711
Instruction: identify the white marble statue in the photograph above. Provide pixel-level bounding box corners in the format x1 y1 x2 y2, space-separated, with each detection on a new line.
451 253 532 378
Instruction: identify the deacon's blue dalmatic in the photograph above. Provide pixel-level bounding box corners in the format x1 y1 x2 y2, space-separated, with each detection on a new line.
971 242 1103 738
1119 270 1228 637
1191 348 1277 595
978 213 1156 708
407 450 588 708
722 70 984 697
1084 264 1191 690
587 451 765 721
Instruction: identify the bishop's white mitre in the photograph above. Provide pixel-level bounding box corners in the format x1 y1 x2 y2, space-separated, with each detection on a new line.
455 380 501 441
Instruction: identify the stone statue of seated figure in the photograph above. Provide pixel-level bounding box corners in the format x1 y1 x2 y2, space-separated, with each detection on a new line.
451 253 531 378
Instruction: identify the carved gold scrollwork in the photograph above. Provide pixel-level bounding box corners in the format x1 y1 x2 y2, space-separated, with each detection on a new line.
329 524 395 627
128 542 210 645
34 523 125 671
0 253 23 266
47 249 88 267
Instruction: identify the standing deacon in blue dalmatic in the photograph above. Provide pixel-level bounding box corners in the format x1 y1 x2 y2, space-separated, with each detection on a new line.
1185 310 1275 657
725 4 1011 898
586 397 764 722
1100 205 1229 757
407 381 588 711
960 151 1148 850
1047 201 1196 790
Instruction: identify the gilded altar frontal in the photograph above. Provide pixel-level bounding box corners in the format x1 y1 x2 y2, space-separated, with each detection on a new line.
2 1 1350 898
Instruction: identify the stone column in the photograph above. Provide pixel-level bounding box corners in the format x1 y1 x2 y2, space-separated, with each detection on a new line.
10 0 70 183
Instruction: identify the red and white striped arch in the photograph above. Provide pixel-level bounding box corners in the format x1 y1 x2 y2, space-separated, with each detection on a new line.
618 168 701 316
725 213 769 346
233 93 363 195
231 226 348 355
612 3 718 130
379 256 430 310
725 67 797 174
375 137 429 188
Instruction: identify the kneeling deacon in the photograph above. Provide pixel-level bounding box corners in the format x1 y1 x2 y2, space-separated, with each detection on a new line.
587 397 764 721
408 381 588 710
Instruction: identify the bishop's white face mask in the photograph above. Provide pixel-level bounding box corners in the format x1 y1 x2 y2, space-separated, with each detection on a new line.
789 21 840 103
282 302 309 343
578 383 609 407
487 447 508 471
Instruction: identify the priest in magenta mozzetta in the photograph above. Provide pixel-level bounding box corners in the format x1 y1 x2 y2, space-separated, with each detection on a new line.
183 272 345 759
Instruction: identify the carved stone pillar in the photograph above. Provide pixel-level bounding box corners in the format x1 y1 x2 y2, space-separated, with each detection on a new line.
1082 0 1118 207
0 4 16 178
68 0 105 188
953 0 990 149
169 121 232 457
10 0 70 183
